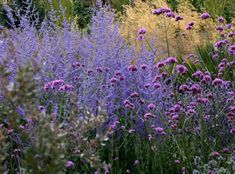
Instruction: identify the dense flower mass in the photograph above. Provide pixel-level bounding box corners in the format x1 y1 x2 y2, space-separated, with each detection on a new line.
0 1 234 174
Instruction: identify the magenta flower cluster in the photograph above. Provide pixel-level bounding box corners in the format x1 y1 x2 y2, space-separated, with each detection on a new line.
44 80 74 92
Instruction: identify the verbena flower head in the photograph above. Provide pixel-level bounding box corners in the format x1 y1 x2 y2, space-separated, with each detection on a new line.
228 45 235 56
176 65 188 75
153 7 171 15
226 23 232 29
175 15 183 21
165 12 175 18
218 16 225 23
66 160 74 168
137 35 144 41
200 12 211 20
216 26 224 32
186 22 195 30
165 57 178 64
138 28 147 35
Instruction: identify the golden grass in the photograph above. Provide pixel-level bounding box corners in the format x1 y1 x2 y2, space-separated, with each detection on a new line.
120 0 220 59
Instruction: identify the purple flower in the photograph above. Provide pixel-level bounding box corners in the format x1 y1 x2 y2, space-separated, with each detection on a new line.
153 8 171 15
175 160 181 164
187 109 196 115
66 160 74 168
172 114 179 120
186 22 195 30
7 129 14 134
213 54 219 59
190 84 201 94
214 40 229 49
13 149 21 153
153 8 163 15
148 134 153 141
138 28 147 35
175 15 183 21
155 127 164 134
192 70 204 79
19 125 25 129
130 92 139 98
228 45 235 56
218 16 225 23
153 82 161 89
165 57 178 64
172 104 182 112
200 13 211 20
229 106 235 112
179 84 189 92
148 103 156 110
44 82 52 91
128 129 135 133
197 97 209 104
144 113 153 120
228 32 234 37
165 12 175 18
59 84 74 92
230 128 235 134
44 80 65 92
124 100 135 110
137 35 144 41
226 23 232 29
212 78 223 85
176 65 188 75
202 75 212 83
110 77 118 83
211 151 220 158
38 105 45 111
141 64 149 70
155 61 165 68
128 65 138 72
222 148 230 153
216 26 224 32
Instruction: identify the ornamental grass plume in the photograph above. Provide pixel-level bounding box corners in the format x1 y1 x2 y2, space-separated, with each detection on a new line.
120 0 218 58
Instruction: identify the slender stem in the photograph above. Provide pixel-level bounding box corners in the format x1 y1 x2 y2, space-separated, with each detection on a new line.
163 17 170 57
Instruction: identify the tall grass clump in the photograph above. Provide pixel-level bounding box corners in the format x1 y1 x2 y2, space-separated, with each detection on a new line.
120 0 221 57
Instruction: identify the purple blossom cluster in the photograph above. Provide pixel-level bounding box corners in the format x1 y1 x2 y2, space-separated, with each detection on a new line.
44 80 74 92
200 12 211 20
186 22 195 30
